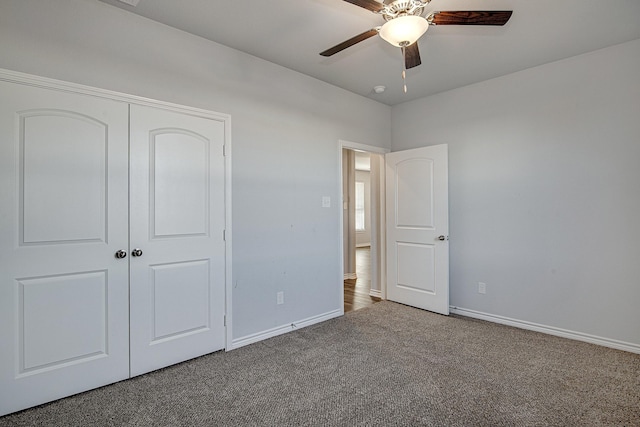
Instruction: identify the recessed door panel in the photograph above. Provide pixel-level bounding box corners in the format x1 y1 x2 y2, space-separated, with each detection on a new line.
151 130 209 238
18 271 107 374
396 243 435 294
395 158 434 229
151 260 210 342
20 111 106 245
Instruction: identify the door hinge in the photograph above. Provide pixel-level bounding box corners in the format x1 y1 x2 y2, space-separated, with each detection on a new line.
223 145 226 156
223 229 226 241
223 315 226 326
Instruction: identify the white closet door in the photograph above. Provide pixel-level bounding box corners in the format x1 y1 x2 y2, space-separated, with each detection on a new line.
0 82 130 416
129 105 226 376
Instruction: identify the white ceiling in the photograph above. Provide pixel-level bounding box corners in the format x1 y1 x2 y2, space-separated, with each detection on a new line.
97 0 640 106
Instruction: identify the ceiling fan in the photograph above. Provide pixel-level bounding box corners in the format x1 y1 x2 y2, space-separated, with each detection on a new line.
320 0 513 92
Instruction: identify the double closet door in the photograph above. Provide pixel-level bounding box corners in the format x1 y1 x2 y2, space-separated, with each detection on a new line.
0 81 227 416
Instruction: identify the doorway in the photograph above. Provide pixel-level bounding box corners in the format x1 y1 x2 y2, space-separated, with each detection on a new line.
340 141 389 313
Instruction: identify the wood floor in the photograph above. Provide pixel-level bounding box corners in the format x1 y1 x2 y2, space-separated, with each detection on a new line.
344 246 381 313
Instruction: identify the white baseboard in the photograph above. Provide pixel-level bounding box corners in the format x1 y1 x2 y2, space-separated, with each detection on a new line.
450 306 640 355
369 289 383 299
344 273 357 280
229 309 343 350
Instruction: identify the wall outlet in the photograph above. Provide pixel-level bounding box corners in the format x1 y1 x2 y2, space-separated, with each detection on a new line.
277 291 284 305
478 282 486 294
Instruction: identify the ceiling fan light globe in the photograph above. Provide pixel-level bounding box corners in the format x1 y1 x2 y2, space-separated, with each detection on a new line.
379 15 429 47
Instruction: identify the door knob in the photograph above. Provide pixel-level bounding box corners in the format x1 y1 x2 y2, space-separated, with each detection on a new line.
437 235 446 241
114 250 127 259
131 248 143 257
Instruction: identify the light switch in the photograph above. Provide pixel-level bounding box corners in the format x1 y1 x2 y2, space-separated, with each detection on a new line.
322 196 331 208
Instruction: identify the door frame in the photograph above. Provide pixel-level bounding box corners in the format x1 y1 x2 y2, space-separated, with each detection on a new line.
338 140 390 310
0 68 234 351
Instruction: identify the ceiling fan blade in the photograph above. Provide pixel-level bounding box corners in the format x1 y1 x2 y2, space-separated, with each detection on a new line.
342 0 385 13
404 42 421 69
320 29 379 57
432 11 513 26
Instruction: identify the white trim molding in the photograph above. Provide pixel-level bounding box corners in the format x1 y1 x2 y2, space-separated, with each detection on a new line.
369 289 383 299
450 306 640 355
230 309 342 350
0 68 230 122
339 140 390 155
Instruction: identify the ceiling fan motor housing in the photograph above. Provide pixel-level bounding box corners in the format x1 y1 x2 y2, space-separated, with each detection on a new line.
381 0 430 20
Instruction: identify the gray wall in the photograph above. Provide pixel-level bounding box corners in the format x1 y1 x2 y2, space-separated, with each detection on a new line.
0 0 391 341
391 39 640 346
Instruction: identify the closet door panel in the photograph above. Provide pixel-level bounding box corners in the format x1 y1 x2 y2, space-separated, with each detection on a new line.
129 105 226 376
21 111 107 243
0 81 130 416
151 130 209 237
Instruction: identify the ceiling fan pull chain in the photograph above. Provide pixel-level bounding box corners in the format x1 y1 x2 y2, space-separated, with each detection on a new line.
401 44 408 93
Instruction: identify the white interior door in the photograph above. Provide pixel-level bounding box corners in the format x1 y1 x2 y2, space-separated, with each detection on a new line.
0 82 130 415
385 144 449 315
129 105 226 376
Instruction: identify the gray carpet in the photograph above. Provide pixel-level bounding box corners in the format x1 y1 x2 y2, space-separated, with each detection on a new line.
1 301 639 426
